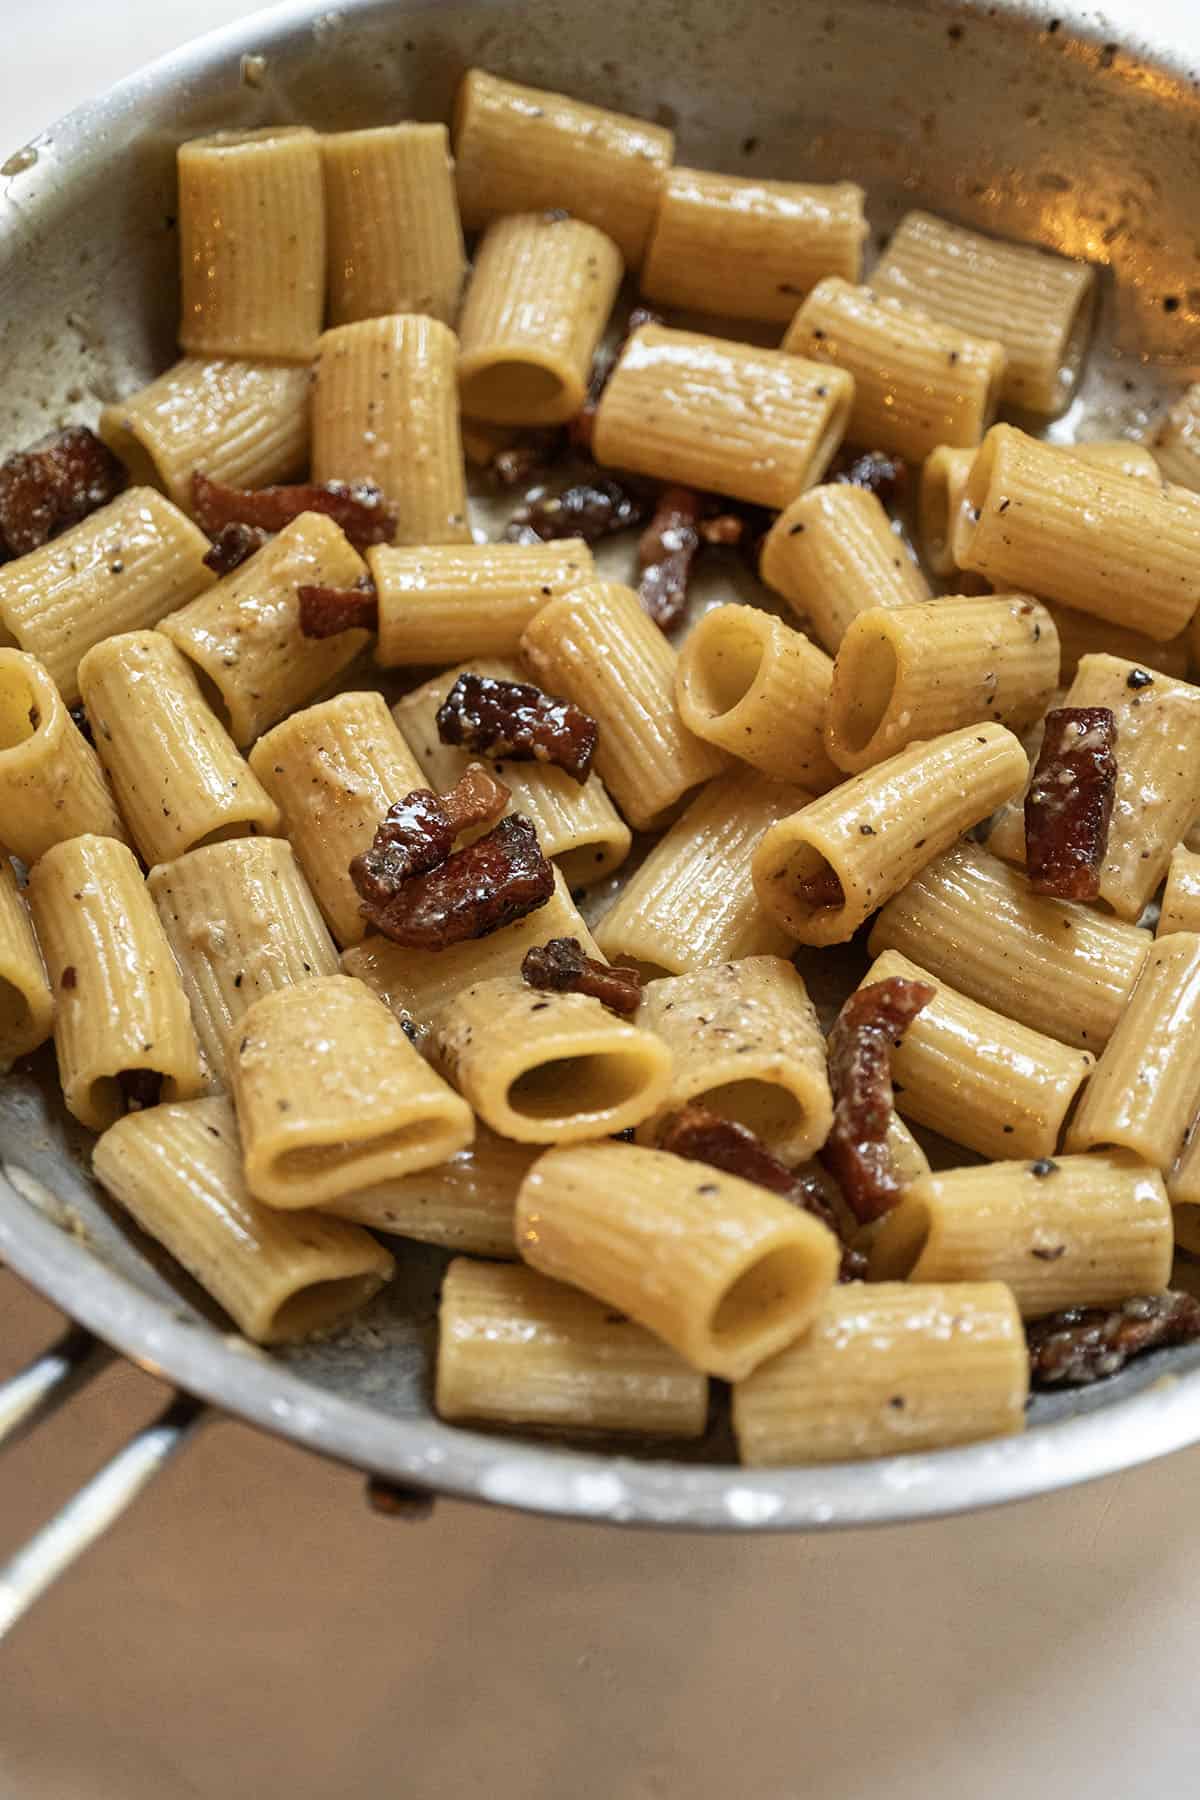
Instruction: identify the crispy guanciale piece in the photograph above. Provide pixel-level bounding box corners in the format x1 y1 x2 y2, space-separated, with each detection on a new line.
297 578 380 639
637 486 704 632
1024 705 1118 901
350 767 510 908
0 425 127 558
1027 1291 1200 1388
191 470 398 550
504 474 649 546
435 672 598 784
828 447 908 507
202 521 272 577
117 1069 164 1114
821 977 936 1225
520 937 643 1015
361 813 554 949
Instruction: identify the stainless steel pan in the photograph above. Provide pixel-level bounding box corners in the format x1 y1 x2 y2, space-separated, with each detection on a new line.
4 0 1200 1614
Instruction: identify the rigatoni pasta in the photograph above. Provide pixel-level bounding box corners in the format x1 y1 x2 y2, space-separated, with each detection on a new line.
0 488 215 704
751 722 1028 945
369 539 594 667
433 975 671 1144
321 123 466 326
824 595 1058 774
248 690 424 947
760 484 931 653
870 210 1096 414
329 1126 537 1258
733 1282 1028 1466
520 580 726 831
312 315 470 545
0 648 127 863
1152 381 1200 492
641 168 866 322
452 69 673 268
28 834 205 1130
436 1258 708 1437
592 321 853 509
635 957 832 1162
1160 847 1200 937
870 1154 1173 1319
782 277 1007 462
0 857 53 1071
516 1141 839 1382
457 213 623 425
1041 600 1188 686
178 127 326 361
93 1096 394 1343
78 632 280 866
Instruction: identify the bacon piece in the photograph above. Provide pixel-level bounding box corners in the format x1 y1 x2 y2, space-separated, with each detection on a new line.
361 814 554 948
349 767 510 909
297 578 379 639
436 673 598 783
1027 1292 1200 1388
659 1104 865 1279
202 521 272 576
191 471 397 550
1024 705 1118 901
828 447 907 506
820 977 936 1224
504 474 648 546
521 937 642 1015
0 426 127 558
637 486 703 631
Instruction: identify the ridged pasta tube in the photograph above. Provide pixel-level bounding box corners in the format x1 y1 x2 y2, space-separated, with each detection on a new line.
369 539 594 667
1042 599 1188 686
1160 847 1200 937
322 123 465 326
760 484 930 654
1152 382 1200 492
516 1141 840 1382
918 445 977 578
0 858 53 1070
329 1125 538 1258
0 649 127 863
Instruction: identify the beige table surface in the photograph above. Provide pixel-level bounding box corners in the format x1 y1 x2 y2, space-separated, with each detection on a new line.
4 4 1200 1796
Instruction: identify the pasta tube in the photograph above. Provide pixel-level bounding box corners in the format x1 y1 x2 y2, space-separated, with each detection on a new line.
1152 382 1200 492
751 722 1028 945
452 69 673 268
1042 600 1188 686
93 1096 393 1343
918 445 977 578
391 659 630 888
370 539 594 667
674 604 839 790
0 488 215 704
861 948 1094 1160
1160 846 1200 937
232 975 474 1208
870 1153 1173 1319
457 213 623 425
636 957 832 1162
157 512 370 747
1066 933 1200 1167
98 358 310 512
329 1125 537 1257
341 866 601 1041
433 974 671 1144
732 1281 1027 1466
825 595 1058 774
436 1258 708 1437
986 653 1200 922
148 836 339 1089
311 315 470 545
78 632 280 866
593 770 804 976
782 277 1006 461
516 1141 840 1382
248 691 424 947
0 858 53 1070
760 484 930 654
322 123 465 326
520 581 726 831
1168 1128 1200 1250
28 835 205 1130
0 649 127 863
869 840 1150 1052
641 168 866 322
954 425 1200 642
871 210 1096 414
592 322 853 509
178 127 325 361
